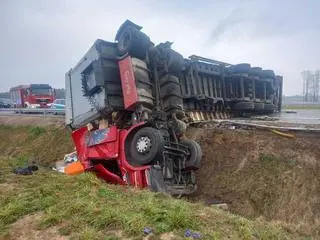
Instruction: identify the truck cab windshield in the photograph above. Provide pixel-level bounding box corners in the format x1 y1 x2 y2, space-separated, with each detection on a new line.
31 88 52 96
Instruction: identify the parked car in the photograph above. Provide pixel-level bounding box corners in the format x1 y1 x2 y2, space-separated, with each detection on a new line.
0 98 11 108
51 99 65 109
51 99 65 114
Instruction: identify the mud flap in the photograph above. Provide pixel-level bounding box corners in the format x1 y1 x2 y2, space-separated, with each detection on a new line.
146 165 166 193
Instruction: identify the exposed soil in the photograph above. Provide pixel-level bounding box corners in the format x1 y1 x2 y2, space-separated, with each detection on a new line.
2 213 67 240
188 127 320 237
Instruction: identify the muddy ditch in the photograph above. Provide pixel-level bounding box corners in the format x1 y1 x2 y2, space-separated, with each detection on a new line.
187 127 320 236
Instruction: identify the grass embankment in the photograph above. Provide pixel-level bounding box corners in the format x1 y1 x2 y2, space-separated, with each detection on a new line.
283 104 320 110
0 125 309 239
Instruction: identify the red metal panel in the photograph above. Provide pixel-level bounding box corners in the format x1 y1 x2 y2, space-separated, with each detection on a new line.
71 126 90 168
118 56 138 110
94 164 126 185
118 123 150 188
72 126 119 169
72 123 150 189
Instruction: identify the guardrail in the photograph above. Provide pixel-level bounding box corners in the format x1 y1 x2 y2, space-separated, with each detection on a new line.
0 108 65 115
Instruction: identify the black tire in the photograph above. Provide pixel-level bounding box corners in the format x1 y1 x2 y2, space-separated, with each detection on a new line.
166 49 184 74
234 101 254 110
129 127 164 166
180 139 202 169
264 103 275 111
117 27 150 59
159 74 183 112
254 102 265 111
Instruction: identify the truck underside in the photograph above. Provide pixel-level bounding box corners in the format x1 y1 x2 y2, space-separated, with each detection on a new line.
66 20 283 195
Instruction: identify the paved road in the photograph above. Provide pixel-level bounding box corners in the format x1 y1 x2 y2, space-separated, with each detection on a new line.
272 109 320 125
0 109 14 114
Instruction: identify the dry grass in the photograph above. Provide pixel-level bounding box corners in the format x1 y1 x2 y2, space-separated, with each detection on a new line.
0 125 74 166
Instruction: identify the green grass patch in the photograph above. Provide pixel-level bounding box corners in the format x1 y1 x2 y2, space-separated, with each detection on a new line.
0 155 305 240
29 126 46 137
259 153 280 163
0 125 310 239
0 124 74 166
260 153 297 167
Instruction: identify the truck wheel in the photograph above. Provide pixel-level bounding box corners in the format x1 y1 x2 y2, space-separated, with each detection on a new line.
166 49 184 75
254 102 264 111
264 103 275 112
117 27 150 59
129 127 164 166
233 101 254 110
181 139 202 169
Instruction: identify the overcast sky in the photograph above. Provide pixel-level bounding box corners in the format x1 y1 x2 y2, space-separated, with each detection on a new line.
1 0 319 95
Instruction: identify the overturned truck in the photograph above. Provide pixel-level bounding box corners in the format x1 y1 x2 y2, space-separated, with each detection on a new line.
65 20 283 195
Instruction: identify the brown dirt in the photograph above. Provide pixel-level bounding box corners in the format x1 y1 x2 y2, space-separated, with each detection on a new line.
2 213 67 240
104 230 179 240
160 232 179 240
188 127 320 237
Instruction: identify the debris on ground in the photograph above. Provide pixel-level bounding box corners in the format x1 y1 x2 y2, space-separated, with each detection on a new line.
184 229 201 239
270 129 295 138
143 227 152 235
13 165 39 175
52 151 79 174
52 160 65 173
64 161 85 175
63 151 78 164
250 115 278 121
209 119 320 133
211 203 229 211
284 110 297 114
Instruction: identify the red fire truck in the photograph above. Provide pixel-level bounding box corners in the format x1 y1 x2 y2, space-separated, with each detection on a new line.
10 84 55 108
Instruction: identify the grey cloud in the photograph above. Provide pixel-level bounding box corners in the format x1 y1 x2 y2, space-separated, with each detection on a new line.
0 0 319 95
207 0 320 43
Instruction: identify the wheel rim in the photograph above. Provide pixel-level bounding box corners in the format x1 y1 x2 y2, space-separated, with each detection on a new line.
136 136 152 153
119 32 130 51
